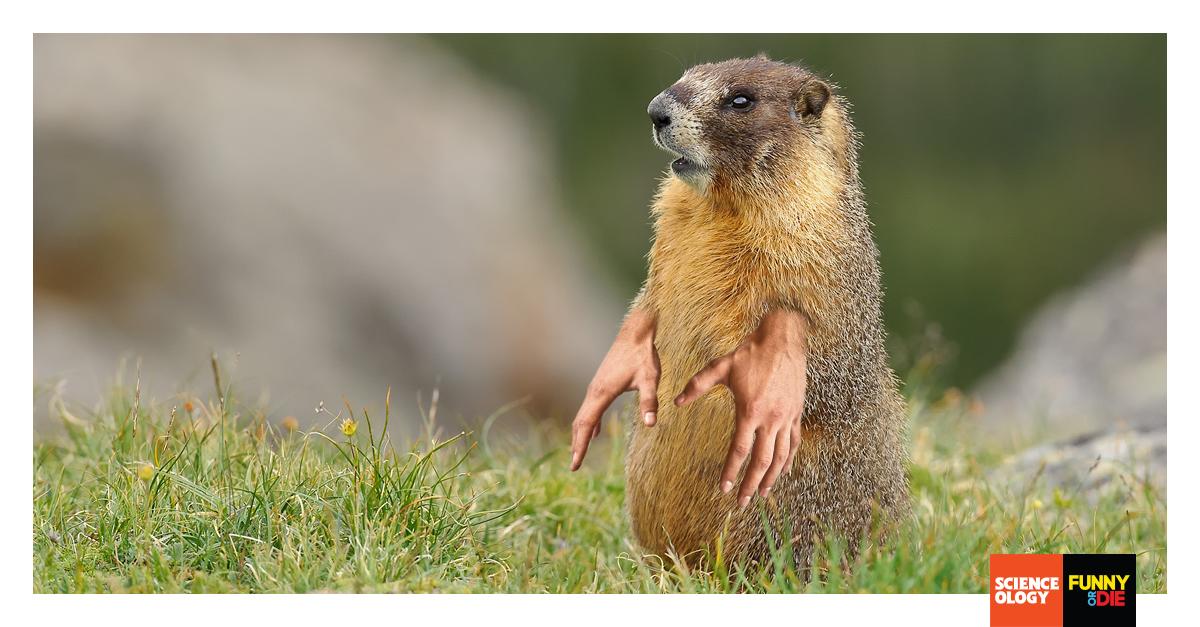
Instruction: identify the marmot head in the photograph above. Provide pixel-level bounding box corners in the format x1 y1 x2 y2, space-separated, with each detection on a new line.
647 56 847 198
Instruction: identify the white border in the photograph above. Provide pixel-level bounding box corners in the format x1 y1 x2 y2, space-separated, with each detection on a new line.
11 594 1184 625
10 0 1180 33
6 2 1189 625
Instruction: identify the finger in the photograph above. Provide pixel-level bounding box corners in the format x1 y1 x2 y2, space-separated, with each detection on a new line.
570 382 621 470
675 356 732 406
592 422 601 440
719 419 756 495
737 427 777 507
638 375 660 427
570 418 597 471
785 418 802 472
758 429 790 497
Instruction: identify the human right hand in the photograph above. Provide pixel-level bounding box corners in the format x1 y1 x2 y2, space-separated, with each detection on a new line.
570 306 660 471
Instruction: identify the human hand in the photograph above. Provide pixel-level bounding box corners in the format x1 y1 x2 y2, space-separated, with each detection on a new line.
674 308 808 507
570 307 660 471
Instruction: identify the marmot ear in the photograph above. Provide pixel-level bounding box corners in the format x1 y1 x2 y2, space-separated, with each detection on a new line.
797 79 831 120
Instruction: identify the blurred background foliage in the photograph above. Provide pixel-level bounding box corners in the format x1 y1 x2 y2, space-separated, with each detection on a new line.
436 34 1166 387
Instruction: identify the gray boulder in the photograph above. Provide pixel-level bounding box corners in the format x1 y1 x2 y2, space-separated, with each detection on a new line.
975 232 1166 438
34 35 621 431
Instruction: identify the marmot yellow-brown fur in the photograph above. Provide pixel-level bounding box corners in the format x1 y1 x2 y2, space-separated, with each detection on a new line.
626 56 909 568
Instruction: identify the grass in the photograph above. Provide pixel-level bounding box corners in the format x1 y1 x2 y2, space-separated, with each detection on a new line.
32 364 1167 593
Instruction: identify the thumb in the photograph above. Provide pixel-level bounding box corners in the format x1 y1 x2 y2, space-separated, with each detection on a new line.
675 355 732 407
638 375 659 426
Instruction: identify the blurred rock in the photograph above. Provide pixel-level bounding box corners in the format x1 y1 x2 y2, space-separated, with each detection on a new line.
34 35 621 431
992 427 1165 501
974 232 1165 438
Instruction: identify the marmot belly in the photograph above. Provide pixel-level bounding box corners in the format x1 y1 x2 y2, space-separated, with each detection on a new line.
624 245 905 567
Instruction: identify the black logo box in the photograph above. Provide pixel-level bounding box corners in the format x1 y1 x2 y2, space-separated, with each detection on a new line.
1062 553 1136 627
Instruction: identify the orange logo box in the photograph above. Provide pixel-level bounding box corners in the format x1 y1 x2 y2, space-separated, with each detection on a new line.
990 554 1064 627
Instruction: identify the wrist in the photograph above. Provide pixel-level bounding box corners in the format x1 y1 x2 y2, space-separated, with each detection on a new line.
754 308 808 348
621 306 657 343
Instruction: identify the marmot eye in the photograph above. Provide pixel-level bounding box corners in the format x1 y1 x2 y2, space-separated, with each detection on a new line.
729 95 754 110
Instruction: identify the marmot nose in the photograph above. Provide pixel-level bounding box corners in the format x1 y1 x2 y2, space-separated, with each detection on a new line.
648 98 672 131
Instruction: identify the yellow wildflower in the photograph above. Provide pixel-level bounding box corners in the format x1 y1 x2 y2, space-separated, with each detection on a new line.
340 418 358 437
280 416 299 432
137 463 155 481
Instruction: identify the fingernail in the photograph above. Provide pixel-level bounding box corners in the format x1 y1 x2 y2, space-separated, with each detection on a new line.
762 487 772 497
674 395 684 405
721 481 733 494
738 495 751 508
644 412 656 426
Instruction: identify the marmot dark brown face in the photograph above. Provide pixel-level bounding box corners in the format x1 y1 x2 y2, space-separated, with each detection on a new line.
647 56 834 194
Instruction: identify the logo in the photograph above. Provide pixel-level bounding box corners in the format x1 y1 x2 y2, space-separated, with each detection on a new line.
990 553 1135 626
1063 554 1135 625
991 554 1063 627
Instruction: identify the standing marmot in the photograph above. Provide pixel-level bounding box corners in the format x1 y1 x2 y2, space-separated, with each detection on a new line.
572 56 908 570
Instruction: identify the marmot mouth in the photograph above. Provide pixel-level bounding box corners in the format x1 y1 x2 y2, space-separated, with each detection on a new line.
653 129 704 176
671 156 702 175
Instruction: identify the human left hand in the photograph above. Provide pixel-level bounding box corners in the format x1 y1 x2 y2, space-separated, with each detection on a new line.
673 308 808 507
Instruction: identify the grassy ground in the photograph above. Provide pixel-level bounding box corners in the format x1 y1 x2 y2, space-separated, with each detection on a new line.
32 368 1167 593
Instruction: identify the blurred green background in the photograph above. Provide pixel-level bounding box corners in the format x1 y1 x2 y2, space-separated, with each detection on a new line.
436 34 1166 387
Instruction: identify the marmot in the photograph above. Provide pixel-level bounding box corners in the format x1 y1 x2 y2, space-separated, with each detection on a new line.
625 56 909 569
